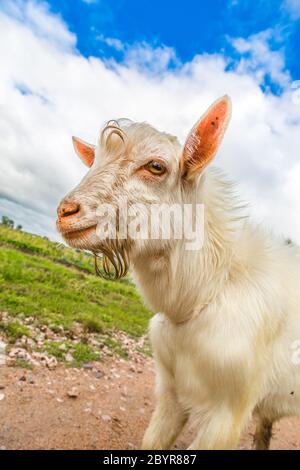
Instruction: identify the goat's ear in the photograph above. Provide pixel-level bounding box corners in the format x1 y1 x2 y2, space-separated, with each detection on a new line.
181 95 231 180
72 136 96 167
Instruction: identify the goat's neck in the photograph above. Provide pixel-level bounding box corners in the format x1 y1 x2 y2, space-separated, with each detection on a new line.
132 170 237 324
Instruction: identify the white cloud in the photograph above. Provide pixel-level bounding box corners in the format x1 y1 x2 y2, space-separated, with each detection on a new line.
283 0 300 20
230 29 290 87
123 42 180 74
97 34 124 51
0 1 300 243
0 0 75 49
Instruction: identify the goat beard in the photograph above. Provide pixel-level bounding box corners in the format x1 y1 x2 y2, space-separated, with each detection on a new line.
93 238 131 280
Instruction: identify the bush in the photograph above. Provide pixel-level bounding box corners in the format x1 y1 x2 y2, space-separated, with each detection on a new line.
1 215 14 229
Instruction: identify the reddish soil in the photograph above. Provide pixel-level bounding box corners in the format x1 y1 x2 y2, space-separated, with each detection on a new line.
0 359 299 450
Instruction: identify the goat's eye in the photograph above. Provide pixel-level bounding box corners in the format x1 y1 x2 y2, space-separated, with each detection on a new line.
145 161 166 175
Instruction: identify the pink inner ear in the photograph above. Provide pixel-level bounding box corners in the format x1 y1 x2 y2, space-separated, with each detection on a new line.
182 96 231 178
72 137 95 167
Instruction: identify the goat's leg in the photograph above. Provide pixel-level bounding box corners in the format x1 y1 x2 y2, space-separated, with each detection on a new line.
188 405 251 450
253 417 274 450
142 389 188 450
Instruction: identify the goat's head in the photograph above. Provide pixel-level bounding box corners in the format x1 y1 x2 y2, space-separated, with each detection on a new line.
57 96 231 278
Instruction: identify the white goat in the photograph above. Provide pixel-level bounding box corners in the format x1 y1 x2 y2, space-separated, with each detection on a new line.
57 96 300 450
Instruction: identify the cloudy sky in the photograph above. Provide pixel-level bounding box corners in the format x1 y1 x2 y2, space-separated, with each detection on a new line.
0 0 300 242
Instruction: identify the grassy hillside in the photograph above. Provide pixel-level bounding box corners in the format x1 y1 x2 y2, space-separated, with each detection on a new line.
0 224 152 364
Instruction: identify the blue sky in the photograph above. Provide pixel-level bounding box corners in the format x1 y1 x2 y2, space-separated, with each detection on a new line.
1 0 300 242
48 0 300 83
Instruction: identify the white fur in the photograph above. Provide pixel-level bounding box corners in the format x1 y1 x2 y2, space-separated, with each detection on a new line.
138 168 300 449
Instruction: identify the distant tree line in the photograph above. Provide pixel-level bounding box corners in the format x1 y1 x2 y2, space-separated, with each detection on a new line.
0 215 22 231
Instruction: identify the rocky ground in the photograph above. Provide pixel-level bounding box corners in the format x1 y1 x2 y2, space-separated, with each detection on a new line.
1 349 300 450
0 310 150 370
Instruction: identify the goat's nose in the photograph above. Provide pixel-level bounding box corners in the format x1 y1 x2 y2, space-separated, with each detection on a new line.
57 201 80 219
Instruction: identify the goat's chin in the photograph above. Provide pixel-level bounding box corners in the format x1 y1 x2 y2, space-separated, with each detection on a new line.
62 226 100 251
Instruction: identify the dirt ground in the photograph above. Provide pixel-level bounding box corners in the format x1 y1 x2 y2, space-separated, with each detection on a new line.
0 358 300 450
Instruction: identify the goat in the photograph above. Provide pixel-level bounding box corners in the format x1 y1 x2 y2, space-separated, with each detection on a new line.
57 96 300 450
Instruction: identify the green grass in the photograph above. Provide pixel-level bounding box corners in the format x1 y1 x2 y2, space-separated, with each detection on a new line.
42 340 100 366
0 225 151 340
0 224 95 273
4 320 32 342
102 336 129 358
72 343 100 366
14 358 33 369
42 340 73 360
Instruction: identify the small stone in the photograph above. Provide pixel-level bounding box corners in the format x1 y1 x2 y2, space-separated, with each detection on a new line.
35 334 45 342
28 374 34 384
112 416 121 423
35 354 57 370
70 323 84 338
65 353 74 363
101 414 111 422
95 370 104 379
9 348 29 360
83 363 93 370
0 393 4 401
67 387 79 398
0 385 5 390
19 375 26 382
46 356 58 370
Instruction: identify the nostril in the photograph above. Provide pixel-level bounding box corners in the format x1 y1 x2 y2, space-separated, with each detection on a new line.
59 202 80 218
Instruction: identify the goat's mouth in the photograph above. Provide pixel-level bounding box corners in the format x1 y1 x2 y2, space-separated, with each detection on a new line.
57 222 98 249
61 224 97 240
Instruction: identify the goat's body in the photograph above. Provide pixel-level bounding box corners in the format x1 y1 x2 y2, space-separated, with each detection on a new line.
134 168 300 449
59 98 300 449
